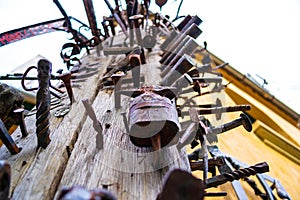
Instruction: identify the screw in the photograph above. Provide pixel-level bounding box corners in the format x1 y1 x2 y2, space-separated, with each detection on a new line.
13 107 28 137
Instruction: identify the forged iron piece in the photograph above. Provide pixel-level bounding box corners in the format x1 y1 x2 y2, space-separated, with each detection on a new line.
129 54 141 88
206 162 270 188
0 160 11 200
126 0 135 46
160 24 201 63
36 59 52 149
0 119 21 155
180 15 203 33
0 18 66 47
82 99 103 149
194 113 252 144
209 113 252 136
197 105 251 120
160 30 178 50
224 153 291 200
13 107 28 137
129 14 144 46
58 185 117 200
176 15 192 31
21 66 65 99
207 146 249 199
111 71 126 109
170 73 193 97
157 169 205 200
128 88 180 148
160 54 195 86
160 15 202 52
160 37 198 76
104 0 128 37
53 0 90 46
58 72 75 104
83 0 101 43
180 104 252 121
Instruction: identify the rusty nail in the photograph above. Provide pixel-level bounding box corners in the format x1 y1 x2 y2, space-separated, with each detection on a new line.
111 72 125 109
13 107 28 137
129 14 144 45
58 72 75 105
129 55 141 88
0 119 21 155
121 112 129 133
211 113 252 135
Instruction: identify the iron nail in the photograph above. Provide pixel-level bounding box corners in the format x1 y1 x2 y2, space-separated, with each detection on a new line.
13 107 28 137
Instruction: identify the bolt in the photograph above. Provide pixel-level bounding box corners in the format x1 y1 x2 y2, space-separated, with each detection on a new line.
0 119 21 155
211 113 253 135
13 107 28 137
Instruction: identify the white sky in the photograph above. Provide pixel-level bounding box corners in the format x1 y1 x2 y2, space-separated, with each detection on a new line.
1 0 300 113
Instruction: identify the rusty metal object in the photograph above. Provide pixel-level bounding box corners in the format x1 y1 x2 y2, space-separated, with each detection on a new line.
111 71 125 109
57 185 117 200
197 105 251 120
129 14 144 45
104 0 128 37
0 119 21 155
128 87 180 148
82 0 100 44
36 59 52 149
160 38 199 77
13 107 28 137
160 54 195 86
0 160 11 200
58 72 75 104
206 162 269 188
160 24 201 64
157 169 205 200
82 99 103 150
129 54 141 88
160 16 202 52
176 15 192 31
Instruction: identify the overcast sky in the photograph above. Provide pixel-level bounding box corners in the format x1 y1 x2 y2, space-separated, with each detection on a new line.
1 0 300 113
